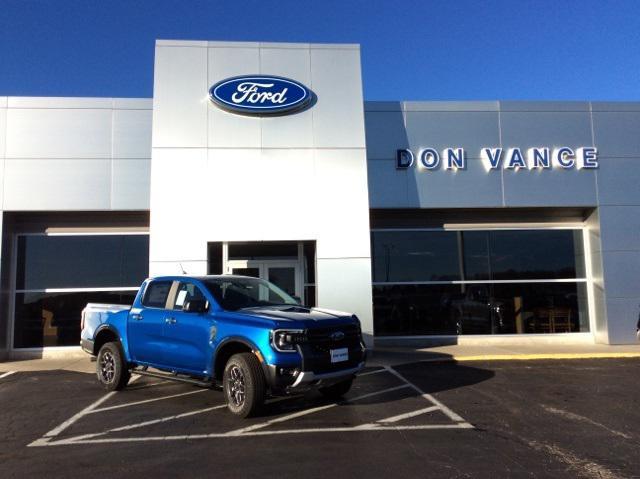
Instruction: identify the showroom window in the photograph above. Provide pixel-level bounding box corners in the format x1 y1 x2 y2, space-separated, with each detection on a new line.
13 233 149 348
371 229 589 336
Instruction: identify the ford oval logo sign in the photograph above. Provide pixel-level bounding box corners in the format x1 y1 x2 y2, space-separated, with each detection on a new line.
209 75 313 116
330 331 345 342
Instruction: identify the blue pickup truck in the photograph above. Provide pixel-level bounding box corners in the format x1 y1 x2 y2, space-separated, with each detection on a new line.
81 275 366 417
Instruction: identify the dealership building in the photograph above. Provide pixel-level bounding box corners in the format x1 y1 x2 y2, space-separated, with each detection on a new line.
1 39 639 359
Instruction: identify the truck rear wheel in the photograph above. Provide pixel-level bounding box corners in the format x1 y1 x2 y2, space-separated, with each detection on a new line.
319 377 353 400
223 352 265 418
96 341 130 391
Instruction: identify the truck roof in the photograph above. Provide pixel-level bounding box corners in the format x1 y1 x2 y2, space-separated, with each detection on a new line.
148 275 256 282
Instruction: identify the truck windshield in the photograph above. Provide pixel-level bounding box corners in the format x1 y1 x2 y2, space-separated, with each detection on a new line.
202 277 299 311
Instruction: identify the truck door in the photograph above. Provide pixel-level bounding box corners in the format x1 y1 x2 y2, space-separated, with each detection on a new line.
163 281 212 374
128 280 173 366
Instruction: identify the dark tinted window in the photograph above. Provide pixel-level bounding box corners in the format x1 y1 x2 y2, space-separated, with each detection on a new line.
142 281 172 308
228 241 298 259
303 240 316 284
207 242 223 274
371 230 585 283
13 291 137 348
486 230 583 280
461 231 491 280
371 231 460 282
373 282 589 336
16 234 149 290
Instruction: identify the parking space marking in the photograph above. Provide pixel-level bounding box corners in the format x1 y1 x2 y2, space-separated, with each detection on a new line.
226 384 412 436
127 380 171 391
29 365 473 447
63 405 228 443
43 422 477 446
377 405 440 424
0 371 17 380
384 366 467 423
89 389 207 414
356 368 386 377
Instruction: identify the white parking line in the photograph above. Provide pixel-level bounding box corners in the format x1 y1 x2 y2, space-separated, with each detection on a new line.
89 389 206 414
377 405 440 424
64 404 228 443
30 364 473 447
356 368 387 377
384 366 468 423
225 384 412 436
28 375 141 447
0 371 17 380
45 423 476 445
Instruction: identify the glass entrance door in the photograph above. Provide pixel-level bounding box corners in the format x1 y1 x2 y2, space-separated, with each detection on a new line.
226 260 302 301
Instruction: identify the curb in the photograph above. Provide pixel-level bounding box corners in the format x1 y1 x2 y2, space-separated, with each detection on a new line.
366 352 640 366
452 352 640 361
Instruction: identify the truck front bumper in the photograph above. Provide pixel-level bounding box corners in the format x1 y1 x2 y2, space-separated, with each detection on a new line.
289 361 365 389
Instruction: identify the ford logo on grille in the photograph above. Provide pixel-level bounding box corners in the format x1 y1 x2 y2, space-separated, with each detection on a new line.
209 75 313 116
330 331 345 342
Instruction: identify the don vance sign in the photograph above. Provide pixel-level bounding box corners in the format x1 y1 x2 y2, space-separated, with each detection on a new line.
396 147 599 171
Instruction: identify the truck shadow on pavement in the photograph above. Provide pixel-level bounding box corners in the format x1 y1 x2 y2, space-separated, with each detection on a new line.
256 355 494 418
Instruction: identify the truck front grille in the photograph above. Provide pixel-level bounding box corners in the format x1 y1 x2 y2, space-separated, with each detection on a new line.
300 324 364 374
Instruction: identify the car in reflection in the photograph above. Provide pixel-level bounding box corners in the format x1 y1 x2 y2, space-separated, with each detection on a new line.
447 286 506 335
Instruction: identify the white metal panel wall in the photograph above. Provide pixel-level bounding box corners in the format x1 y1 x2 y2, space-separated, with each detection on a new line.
149 40 374 344
1 97 152 211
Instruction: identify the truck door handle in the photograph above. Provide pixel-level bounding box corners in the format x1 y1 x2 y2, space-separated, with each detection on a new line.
131 313 143 321
165 317 177 325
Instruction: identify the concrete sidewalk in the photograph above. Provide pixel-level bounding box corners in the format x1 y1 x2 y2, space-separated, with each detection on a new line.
368 343 640 366
2 343 640 373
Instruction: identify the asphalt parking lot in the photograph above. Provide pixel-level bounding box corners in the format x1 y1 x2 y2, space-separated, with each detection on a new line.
1 358 639 479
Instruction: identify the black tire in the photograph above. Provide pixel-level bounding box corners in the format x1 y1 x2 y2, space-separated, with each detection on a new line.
96 341 130 391
223 352 265 418
319 377 353 400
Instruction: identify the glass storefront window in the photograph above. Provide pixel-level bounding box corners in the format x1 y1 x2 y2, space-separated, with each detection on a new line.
16 234 149 290
14 233 149 348
373 282 589 336
371 228 589 336
13 291 138 348
371 231 461 282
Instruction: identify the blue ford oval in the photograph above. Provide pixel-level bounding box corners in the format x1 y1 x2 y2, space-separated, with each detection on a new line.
209 75 313 115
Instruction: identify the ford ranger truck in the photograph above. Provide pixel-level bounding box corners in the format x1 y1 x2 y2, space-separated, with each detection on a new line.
80 275 366 418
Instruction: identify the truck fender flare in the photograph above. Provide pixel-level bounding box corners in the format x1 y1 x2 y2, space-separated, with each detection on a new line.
92 324 122 355
213 336 270 381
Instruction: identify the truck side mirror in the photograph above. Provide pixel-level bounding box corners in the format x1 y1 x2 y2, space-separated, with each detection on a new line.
184 299 209 313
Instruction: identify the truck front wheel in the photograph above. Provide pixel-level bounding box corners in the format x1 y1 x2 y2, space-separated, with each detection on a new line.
96 341 130 391
223 353 265 418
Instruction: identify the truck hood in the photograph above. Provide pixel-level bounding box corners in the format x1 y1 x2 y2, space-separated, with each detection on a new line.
236 305 353 323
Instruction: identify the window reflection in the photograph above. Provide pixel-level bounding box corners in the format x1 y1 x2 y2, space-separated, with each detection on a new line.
13 291 137 348
14 233 149 348
373 283 589 336
372 231 461 282
17 235 149 290
372 229 585 283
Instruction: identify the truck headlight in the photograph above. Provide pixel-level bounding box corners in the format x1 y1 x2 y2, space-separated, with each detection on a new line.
271 329 305 352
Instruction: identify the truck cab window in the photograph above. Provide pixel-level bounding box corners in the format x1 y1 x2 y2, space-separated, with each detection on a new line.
173 282 207 311
142 281 172 308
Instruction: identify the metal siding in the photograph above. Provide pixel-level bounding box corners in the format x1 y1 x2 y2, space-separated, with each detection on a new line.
152 46 208 148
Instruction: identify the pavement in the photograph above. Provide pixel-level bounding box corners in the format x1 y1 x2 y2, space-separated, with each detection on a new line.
3 342 640 372
1 350 639 478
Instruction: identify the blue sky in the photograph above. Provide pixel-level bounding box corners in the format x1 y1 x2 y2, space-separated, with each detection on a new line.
1 0 639 100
